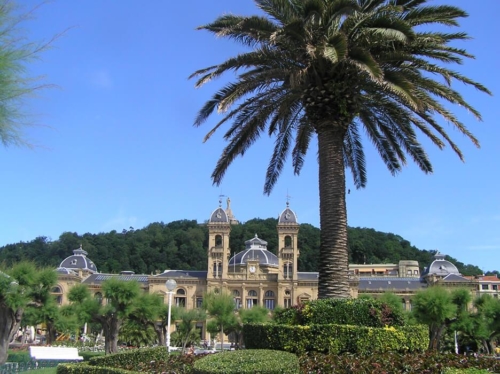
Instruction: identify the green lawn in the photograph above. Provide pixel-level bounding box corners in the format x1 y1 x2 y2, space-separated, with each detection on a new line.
33 368 58 374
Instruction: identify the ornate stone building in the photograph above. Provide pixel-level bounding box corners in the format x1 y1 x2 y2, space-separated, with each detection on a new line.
52 198 479 334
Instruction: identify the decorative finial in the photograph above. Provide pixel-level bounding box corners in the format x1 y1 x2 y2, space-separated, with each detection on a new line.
254 233 258 238
286 191 292 207
218 194 225 207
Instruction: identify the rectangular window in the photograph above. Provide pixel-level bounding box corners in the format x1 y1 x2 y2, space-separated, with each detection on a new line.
492 285 498 291
265 299 275 310
284 298 291 308
234 298 241 309
482 284 489 290
175 298 186 307
196 297 203 308
246 299 257 309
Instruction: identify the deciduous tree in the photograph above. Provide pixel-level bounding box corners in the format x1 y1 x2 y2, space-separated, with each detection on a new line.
0 263 57 365
67 278 141 354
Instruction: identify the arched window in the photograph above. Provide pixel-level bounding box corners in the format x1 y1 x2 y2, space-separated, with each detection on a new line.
233 290 241 309
284 290 292 308
94 292 103 306
264 290 275 310
283 263 293 278
215 235 223 247
213 262 222 278
246 290 258 308
175 289 186 307
284 236 292 248
51 287 63 305
402 298 407 311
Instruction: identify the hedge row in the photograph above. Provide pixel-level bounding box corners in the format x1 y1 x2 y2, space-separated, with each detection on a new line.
62 347 198 374
243 323 428 354
87 347 167 371
193 350 299 374
273 298 405 327
57 362 135 374
57 348 500 374
298 352 500 374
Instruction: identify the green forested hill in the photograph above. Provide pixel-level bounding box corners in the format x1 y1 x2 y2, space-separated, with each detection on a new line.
0 218 487 275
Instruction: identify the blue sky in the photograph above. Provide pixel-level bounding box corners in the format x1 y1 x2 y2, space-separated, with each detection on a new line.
0 0 498 272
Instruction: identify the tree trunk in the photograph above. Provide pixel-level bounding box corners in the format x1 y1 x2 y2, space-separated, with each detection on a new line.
46 321 57 345
153 323 166 347
103 317 121 355
0 305 23 365
316 127 350 299
220 325 224 351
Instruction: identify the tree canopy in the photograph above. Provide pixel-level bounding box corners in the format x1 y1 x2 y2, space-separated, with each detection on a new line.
0 218 487 275
0 262 58 365
0 0 57 148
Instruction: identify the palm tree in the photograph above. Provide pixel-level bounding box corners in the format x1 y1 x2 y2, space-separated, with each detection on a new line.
190 0 491 299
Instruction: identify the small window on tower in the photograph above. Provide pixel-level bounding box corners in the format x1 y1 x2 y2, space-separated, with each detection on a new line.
215 235 222 247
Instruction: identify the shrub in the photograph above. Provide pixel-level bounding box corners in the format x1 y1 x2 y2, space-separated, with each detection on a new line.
298 351 500 374
274 298 406 327
193 350 299 374
79 352 105 361
87 347 167 371
57 363 135 374
7 349 31 363
243 323 428 354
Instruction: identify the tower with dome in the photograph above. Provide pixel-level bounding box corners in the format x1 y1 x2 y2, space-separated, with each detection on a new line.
49 197 480 341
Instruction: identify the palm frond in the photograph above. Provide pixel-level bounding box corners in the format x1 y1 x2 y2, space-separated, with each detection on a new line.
343 122 366 188
264 101 302 194
404 5 468 27
198 15 278 48
291 118 313 175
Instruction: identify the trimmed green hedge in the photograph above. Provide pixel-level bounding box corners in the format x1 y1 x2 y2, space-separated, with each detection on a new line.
193 350 299 374
87 347 167 370
273 298 405 327
6 350 31 363
243 323 428 354
57 363 136 374
79 352 105 361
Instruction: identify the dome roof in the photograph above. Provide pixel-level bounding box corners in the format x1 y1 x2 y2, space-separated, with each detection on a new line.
423 252 459 276
59 245 97 274
278 203 298 224
56 267 77 275
209 207 229 223
229 234 279 267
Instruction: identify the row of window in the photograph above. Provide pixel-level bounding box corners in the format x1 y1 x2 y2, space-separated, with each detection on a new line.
211 262 295 278
213 235 294 247
480 284 499 290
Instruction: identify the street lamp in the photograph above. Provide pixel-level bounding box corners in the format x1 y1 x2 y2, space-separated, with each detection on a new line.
165 279 177 352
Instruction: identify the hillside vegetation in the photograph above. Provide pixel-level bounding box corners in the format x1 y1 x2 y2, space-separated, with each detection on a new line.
0 218 487 275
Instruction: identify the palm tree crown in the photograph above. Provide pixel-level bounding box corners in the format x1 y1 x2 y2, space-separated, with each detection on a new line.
191 0 491 299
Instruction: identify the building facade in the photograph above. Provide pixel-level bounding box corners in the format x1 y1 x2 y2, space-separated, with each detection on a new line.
52 199 485 334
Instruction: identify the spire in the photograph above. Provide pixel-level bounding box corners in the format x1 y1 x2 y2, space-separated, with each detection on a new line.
225 196 239 224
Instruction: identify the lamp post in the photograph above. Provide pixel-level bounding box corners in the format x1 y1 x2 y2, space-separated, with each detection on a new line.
165 279 177 352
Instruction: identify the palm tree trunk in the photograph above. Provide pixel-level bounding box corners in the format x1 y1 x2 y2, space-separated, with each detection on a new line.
316 126 350 299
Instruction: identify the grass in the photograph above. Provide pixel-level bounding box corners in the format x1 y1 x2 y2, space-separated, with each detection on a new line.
33 368 58 374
